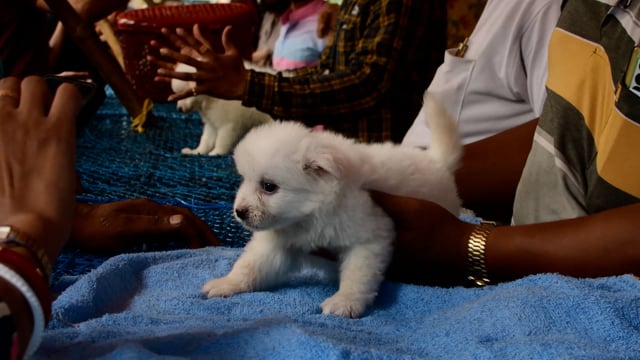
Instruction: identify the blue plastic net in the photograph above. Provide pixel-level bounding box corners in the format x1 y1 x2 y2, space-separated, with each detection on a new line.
52 87 251 282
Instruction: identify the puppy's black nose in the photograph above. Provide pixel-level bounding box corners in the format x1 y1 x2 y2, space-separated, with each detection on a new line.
235 208 248 220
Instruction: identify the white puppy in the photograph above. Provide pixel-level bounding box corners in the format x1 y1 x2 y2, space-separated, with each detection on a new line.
202 93 462 318
171 63 273 155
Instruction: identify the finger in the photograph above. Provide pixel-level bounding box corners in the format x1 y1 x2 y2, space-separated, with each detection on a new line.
156 204 219 247
153 74 173 84
19 76 51 115
109 198 177 216
159 27 191 51
369 191 419 224
182 46 203 59
0 77 21 109
317 13 328 38
157 48 203 71
166 89 195 102
172 207 220 247
369 190 402 209
110 213 185 239
49 82 84 131
90 198 219 247
153 31 201 62
175 26 203 50
162 213 202 248
146 54 178 75
220 26 239 57
193 24 214 52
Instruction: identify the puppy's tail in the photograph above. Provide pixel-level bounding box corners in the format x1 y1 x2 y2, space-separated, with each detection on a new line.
423 92 462 172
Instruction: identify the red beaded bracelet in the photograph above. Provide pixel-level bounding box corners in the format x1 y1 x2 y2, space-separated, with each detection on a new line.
0 247 52 322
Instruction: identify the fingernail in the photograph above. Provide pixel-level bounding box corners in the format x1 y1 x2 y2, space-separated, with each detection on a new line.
169 214 183 225
159 48 168 55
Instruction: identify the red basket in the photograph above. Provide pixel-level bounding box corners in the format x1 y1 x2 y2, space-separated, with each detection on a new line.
115 3 257 102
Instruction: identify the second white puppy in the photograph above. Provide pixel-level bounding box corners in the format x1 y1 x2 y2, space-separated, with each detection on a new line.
202 93 462 318
171 63 273 156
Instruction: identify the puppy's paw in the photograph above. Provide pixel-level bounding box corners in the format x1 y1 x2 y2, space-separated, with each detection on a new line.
201 276 248 298
321 293 367 318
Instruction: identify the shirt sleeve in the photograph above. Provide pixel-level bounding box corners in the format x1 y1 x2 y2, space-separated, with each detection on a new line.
521 0 562 117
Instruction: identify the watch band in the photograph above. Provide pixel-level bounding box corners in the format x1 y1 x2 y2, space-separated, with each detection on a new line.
467 220 496 287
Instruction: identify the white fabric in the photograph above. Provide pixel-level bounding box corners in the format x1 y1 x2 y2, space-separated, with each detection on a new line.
402 0 562 148
0 263 45 359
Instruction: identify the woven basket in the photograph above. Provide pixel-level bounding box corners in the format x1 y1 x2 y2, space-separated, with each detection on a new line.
115 3 257 102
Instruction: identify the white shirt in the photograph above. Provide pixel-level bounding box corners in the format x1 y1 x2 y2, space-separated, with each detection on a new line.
402 0 562 148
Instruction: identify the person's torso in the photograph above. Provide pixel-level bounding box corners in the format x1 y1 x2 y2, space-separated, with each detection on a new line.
513 0 640 224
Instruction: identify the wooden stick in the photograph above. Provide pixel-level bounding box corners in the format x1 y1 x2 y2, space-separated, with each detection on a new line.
96 19 125 69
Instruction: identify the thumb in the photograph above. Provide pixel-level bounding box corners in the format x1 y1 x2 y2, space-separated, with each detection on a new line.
118 213 184 237
221 25 239 56
369 191 409 220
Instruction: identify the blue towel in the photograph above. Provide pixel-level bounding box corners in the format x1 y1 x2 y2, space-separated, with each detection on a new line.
35 247 640 359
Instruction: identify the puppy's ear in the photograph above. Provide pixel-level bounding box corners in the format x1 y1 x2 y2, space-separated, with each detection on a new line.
301 134 352 179
302 154 340 178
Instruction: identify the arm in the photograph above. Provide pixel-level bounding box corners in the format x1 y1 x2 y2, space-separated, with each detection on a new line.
244 0 413 119
371 192 640 287
487 203 640 282
456 119 538 223
0 76 83 358
152 0 417 118
70 200 220 253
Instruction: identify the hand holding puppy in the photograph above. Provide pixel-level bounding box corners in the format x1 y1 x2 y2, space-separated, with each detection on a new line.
369 191 476 287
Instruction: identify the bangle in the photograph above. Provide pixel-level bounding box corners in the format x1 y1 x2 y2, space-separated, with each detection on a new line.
467 220 496 287
0 247 51 322
0 264 45 359
0 226 52 281
0 301 18 358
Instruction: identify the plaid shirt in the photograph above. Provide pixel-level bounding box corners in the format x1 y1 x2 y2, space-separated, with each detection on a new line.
243 0 446 143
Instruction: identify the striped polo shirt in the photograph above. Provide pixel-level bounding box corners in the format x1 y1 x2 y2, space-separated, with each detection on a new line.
513 0 640 224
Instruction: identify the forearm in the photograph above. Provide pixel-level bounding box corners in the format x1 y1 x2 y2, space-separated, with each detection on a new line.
5 213 68 270
456 119 538 222
486 203 640 282
243 1 409 119
244 64 386 120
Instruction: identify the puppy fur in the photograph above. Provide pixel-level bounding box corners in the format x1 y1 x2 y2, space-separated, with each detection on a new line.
202 92 462 318
171 63 273 155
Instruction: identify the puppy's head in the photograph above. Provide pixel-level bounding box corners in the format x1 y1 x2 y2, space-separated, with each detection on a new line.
232 121 358 231
170 63 203 113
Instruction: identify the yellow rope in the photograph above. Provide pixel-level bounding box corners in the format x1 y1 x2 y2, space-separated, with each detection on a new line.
130 98 154 133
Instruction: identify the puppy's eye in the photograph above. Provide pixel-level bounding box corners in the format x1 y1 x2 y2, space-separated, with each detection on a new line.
260 181 279 193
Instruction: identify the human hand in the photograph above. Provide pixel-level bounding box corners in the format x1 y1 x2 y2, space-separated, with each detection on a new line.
0 76 83 258
317 3 340 39
370 191 475 286
251 48 271 65
149 25 248 102
70 199 220 254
